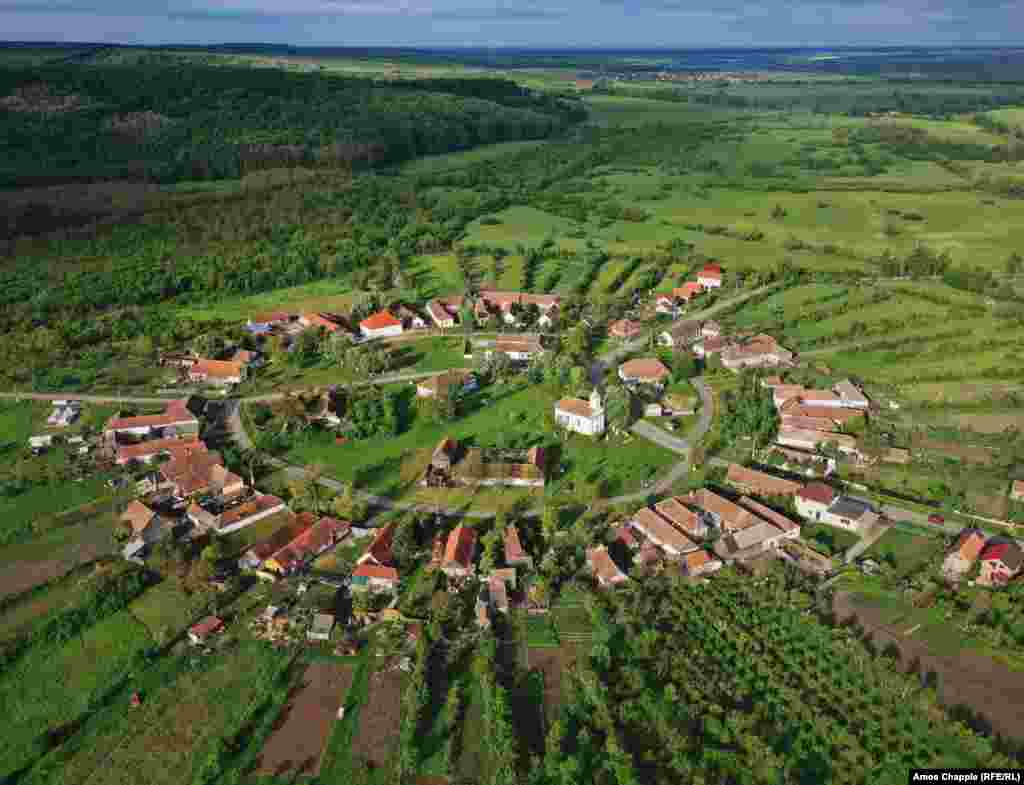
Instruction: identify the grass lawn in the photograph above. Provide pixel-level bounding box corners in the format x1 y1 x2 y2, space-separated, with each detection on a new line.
550 585 592 640
800 522 860 557
175 279 357 323
128 578 215 646
0 468 110 546
0 610 155 781
281 380 676 510
318 646 375 784
863 525 942 572
523 611 559 647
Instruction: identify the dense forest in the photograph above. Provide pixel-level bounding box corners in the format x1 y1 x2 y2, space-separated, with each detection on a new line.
0 62 585 186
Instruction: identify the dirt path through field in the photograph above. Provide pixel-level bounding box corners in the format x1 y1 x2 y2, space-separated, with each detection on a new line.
351 658 405 770
833 591 1024 742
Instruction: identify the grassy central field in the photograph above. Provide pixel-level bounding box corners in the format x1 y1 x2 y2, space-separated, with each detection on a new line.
280 380 676 508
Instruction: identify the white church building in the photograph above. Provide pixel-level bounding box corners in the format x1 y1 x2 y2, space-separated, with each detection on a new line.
554 389 606 436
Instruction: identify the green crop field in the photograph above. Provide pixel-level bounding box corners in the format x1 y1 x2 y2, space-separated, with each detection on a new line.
128 578 215 645
0 611 154 781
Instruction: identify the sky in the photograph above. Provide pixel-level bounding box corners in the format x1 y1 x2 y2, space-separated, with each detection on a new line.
0 0 1022 48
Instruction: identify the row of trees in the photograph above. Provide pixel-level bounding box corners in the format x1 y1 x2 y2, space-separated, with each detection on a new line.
531 569 1017 784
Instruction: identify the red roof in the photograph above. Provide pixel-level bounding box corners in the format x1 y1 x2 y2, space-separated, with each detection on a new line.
701 263 722 276
361 522 395 566
106 399 197 432
798 482 837 505
505 526 527 563
218 495 284 530
189 616 223 638
190 358 245 379
303 312 344 332
353 564 399 581
614 525 638 548
251 311 292 324
267 516 349 570
981 543 1011 563
443 525 477 569
116 437 207 464
360 311 402 330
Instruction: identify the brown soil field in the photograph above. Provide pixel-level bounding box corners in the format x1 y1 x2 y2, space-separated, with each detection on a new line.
955 411 1024 434
256 661 354 778
351 659 405 770
833 591 1024 742
527 642 580 724
0 537 108 599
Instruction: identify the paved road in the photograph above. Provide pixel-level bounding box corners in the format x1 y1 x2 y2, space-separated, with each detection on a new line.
0 391 174 405
631 421 693 455
843 520 893 564
628 377 715 455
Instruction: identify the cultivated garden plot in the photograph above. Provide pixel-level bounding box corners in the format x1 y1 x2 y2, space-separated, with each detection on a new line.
255 661 354 778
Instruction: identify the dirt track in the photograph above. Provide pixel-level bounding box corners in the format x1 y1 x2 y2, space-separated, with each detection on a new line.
833 591 1024 742
256 661 353 777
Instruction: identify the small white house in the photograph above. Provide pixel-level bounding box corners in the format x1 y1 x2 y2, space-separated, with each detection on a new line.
554 389 606 436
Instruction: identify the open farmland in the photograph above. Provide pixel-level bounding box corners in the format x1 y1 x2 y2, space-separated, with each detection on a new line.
0 610 154 781
256 661 354 778
22 641 292 785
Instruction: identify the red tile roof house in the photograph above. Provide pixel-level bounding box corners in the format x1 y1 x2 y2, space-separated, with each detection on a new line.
416 371 477 399
630 507 699 558
693 335 729 358
442 525 478 579
359 311 404 339
614 524 640 550
795 482 838 522
488 334 545 362
737 497 801 540
248 311 294 329
263 516 350 574
477 291 560 326
697 263 723 289
426 297 463 329
352 564 400 593
943 529 988 578
505 525 534 568
157 448 234 498
673 281 705 303
188 616 224 645
979 542 1024 586
116 436 208 466
188 358 247 386
300 312 347 333
238 513 311 570
618 358 671 387
587 546 629 587
682 549 723 577
726 463 802 498
653 497 708 539
190 494 286 535
357 521 396 568
608 319 643 340
657 320 701 350
685 489 759 533
655 294 678 316
105 399 198 438
721 334 794 372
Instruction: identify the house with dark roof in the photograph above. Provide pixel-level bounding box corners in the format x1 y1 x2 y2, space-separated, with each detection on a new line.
657 320 701 350
822 496 878 534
